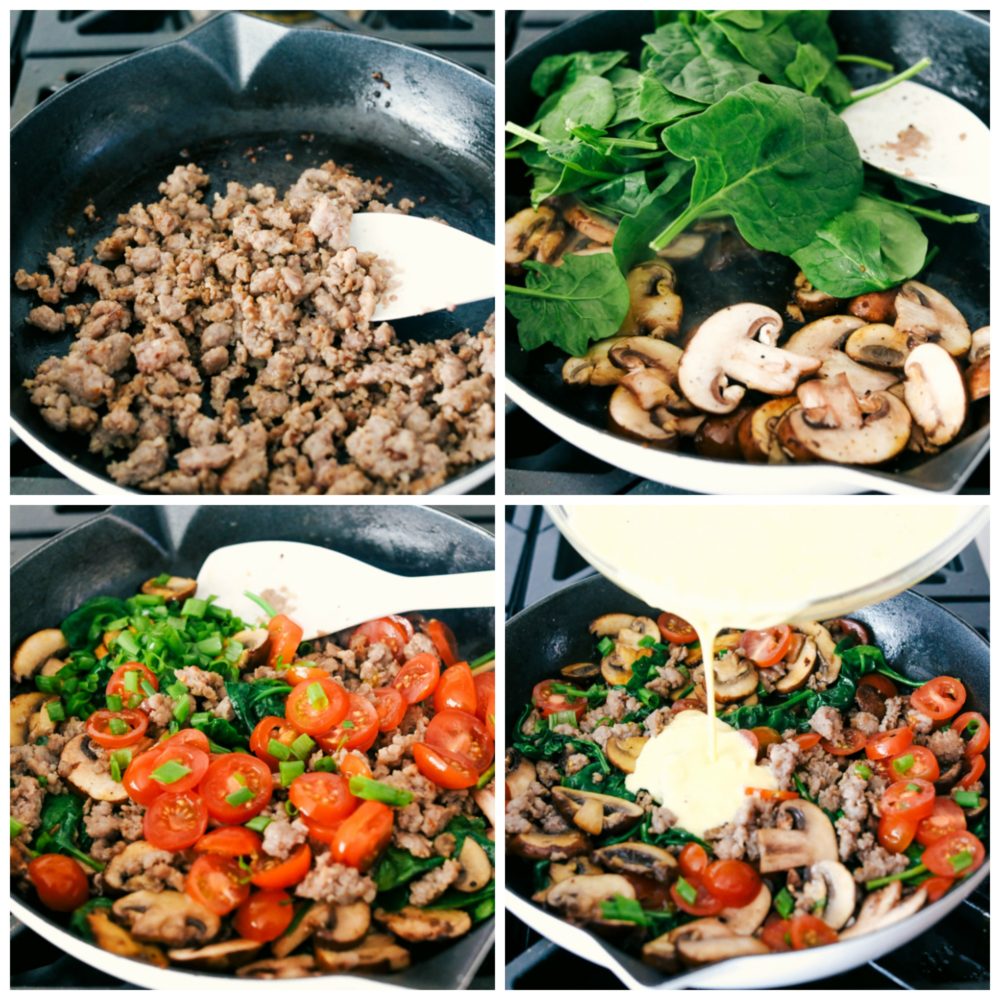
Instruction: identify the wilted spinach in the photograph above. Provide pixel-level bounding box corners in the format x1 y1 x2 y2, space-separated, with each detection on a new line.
33 793 103 872
61 596 128 648
225 679 293 736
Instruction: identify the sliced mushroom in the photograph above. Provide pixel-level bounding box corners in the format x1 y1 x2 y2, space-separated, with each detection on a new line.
606 736 648 774
590 613 656 639
608 383 683 445
474 784 495 829
11 691 49 746
592 841 676 882
27 696 60 744
12 628 68 682
548 857 605 885
374 906 471 942
792 271 842 316
757 799 838 872
694 406 755 460
967 355 990 402
169 939 262 970
798 622 841 686
551 786 644 837
60 733 129 803
560 661 599 680
903 342 968 447
642 918 728 972
456 836 492 892
608 337 683 381
840 881 927 939
141 575 196 601
774 637 816 693
619 366 683 412
562 337 624 387
737 397 798 463
848 288 898 324
894 281 971 357
509 830 591 860
808 860 856 930
234 628 270 670
105 840 185 893
969 325 990 364
679 933 770 964
271 902 331 958
544 873 635 924
845 323 911 369
620 262 683 338
321 902 371 947
593 614 659 685
314 932 410 973
679 304 820 414
713 651 759 703
564 202 617 244
112 890 221 947
505 206 566 267
237 955 317 978
88 910 168 968
505 751 537 800
720 884 771 935
779 374 912 465
657 232 706 261
40 657 66 677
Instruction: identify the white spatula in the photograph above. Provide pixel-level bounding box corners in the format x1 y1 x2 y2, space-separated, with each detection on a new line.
842 80 989 205
348 213 494 322
197 540 494 642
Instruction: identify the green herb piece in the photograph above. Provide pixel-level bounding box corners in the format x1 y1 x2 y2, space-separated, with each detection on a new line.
32 793 104 872
60 596 129 648
537 74 617 141
69 897 114 941
774 886 795 918
547 710 579 730
123 670 139 694
530 49 628 99
284 800 299 818
115 632 140 657
306 682 328 708
172 694 192 724
105 694 123 712
290 733 315 760
373 847 445 891
279 761 306 786
107 717 128 737
182 598 208 618
11 818 25 837
313 756 336 772
243 591 278 619
892 753 915 776
226 786 255 807
476 763 496 790
245 815 272 833
953 790 980 809
674 876 697 905
140 680 156 698
196 636 222 656
854 762 873 780
949 849 975 874
349 775 414 807
46 701 66 723
109 749 132 783
469 650 496 669
866 863 927 890
596 636 616 657
267 738 292 762
152 759 191 785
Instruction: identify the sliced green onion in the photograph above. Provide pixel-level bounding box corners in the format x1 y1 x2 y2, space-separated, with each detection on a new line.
244 591 278 619
469 650 495 669
312 756 336 772
130 595 163 608
290 733 315 760
348 775 414 807
547 710 578 730
638 635 656 648
110 748 132 783
476 762 495 790
182 598 208 618
152 573 171 586
596 636 615 657
245 815 272 833
106 694 123 712
108 717 128 736
152 759 192 784
953 789 980 808
46 701 66 723
128 693 143 710
774 886 795 919
116 633 140 656
892 753 914 775
224 640 244 663
949 849 975 874
284 800 299 818
173 695 192 724
280 761 306 786
196 636 223 656
866 863 927 890
674 876 697 906
36 675 59 694
906 782 921 792
166 682 188 700
226 786 255 807
306 682 328 708
124 670 140 694
140 680 156 698
854 762 873 780
267 739 293 762
10 818 25 837
37 775 48 786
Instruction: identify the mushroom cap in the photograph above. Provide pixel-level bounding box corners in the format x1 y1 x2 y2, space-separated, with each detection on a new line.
562 337 622 387
564 202 618 245
509 829 591 860
605 735 648 773
785 314 898 395
551 785 644 837
894 281 971 357
608 384 677 443
592 840 677 882
903 342 968 447
505 205 565 266
112 890 221 946
608 337 683 379
844 323 911 369
544 873 636 924
809 860 856 930
12 628 68 682
793 270 842 316
314 932 410 973
374 906 471 943
848 288 898 324
969 326 990 364
774 637 816 693
757 799 838 872
620 262 682 338
693 407 754 460
738 396 798 463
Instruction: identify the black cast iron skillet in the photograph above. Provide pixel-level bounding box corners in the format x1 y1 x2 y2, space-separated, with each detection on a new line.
506 10 990 494
11 505 494 989
10 11 495 495
505 574 989 988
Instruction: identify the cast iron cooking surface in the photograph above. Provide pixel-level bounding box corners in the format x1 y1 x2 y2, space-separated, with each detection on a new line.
505 576 990 988
10 504 494 989
505 10 990 490
10 12 494 493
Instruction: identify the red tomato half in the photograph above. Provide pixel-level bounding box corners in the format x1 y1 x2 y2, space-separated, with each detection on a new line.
952 712 990 757
27 854 90 912
678 843 708 879
532 679 585 721
922 830 986 878
922 875 956 902
289 772 357 826
285 677 350 736
878 811 918 853
372 686 408 732
251 842 312 890
316 693 380 753
888 745 940 782
267 614 303 668
107 662 159 699
434 662 477 715
196 826 262 857
821 728 866 757
880 778 936 822
249 716 298 770
284 664 329 686
702 860 761 908
916 797 967 847
425 619 459 666
200 753 273 824
762 916 793 952
957 754 985 789
425 709 494 772
157 728 211 755
330 800 394 870
866 726 913 760
144 790 209 851
657 612 696 645
233 889 295 942
86 708 148 749
789 914 838 949
350 618 408 660
392 653 441 704
858 673 897 699
474 670 496 739
413 742 478 790
340 753 373 781
740 625 793 667
794 733 822 752
149 743 210 796
185 854 250 915
910 676 966 721
670 876 723 916
123 747 168 806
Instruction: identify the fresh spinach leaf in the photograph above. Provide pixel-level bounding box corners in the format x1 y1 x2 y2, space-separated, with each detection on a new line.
531 50 628 98
225 679 293 736
69 897 114 941
638 75 704 125
372 847 444 892
600 894 681 933
581 171 651 219
61 596 128 648
613 161 693 273
608 66 644 125
786 42 832 96
506 253 630 356
447 815 496 864
653 83 862 255
190 712 247 749
426 880 495 921
537 74 617 141
33 793 103 871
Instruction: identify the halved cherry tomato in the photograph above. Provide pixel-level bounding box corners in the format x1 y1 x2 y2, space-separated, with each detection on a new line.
921 875 956 902
249 715 298 770
957 754 985 789
302 817 343 845
922 830 985 878
200 753 273 824
878 811 918 852
27 854 90 912
233 889 295 942
372 686 407 733
144 790 209 851
316 693 380 753
186 854 250 915
866 726 913 760
670 875 723 916
434 661 477 715
425 709 494 772
824 618 870 646
821 728 866 757
330 800 394 870
350 618 409 660
751 727 782 755
880 777 936 822
149 743 210 795
425 619 459 666
740 625 793 668
888 745 940 782
86 708 148 749
702 859 761 908
267 614 303 668
657 612 696 645
789 914 838 949
196 825 262 857
388 615 415 641
289 772 357 826
157 728 211 755
413 741 478 789
123 747 169 806
858 673 897 699
251 842 312 889
916 796 967 847
106 662 158 699
532 679 585 721
762 916 793 952
745 787 797 801
340 753 373 781
678 843 708 879
910 676 966 721
392 653 441 705
622 873 671 910
794 732 822 752
285 677 350 736
284 664 329 686
473 670 496 740
952 712 989 757
739 730 759 755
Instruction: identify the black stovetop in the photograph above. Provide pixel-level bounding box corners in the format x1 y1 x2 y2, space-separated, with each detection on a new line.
504 505 990 990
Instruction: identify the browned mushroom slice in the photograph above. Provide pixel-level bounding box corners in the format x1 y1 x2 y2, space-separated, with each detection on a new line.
792 271 842 316
606 736 648 773
61 734 129 803
679 304 819 414
560 661 600 680
903 343 968 447
271 902 331 958
694 406 755 460
679 933 770 964
548 857 605 885
141 576 196 601
840 881 927 939
455 836 493 892
609 384 678 444
848 288 898 324
642 918 730 972
322 902 372 946
509 830 591 860
773 637 816 693
969 326 990 364
620 262 683 338
88 910 168 968
105 840 185 893
608 337 684 382
807 860 856 930
374 906 472 942
12 628 68 683
592 613 659 685
713 651 758 703
233 628 271 670
505 206 567 267
845 323 912 369
720 884 772 935
10 692 48 747
564 202 618 244
112 890 221 947
314 933 410 973
737 396 798 463
237 955 318 978
504 751 537 800
589 614 649 639
562 338 625 388
592 841 677 882
757 799 838 872
798 621 841 686
169 939 262 970
894 281 971 357
551 786 644 837
968 356 990 402
544 873 636 924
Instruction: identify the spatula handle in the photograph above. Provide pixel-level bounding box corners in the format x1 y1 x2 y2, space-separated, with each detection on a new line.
388 570 495 611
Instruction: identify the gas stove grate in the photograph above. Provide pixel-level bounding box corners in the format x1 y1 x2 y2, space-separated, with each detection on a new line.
505 505 990 990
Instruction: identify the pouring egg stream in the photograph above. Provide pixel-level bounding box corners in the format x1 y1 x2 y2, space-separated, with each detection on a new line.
556 504 980 837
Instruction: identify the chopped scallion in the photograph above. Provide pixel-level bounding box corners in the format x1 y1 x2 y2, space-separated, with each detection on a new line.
11 818 25 837
674 876 697 906
152 759 192 784
245 815 272 833
312 756 336 772
196 636 223 656
476 762 495 790
290 733 315 760
547 710 578 730
108 717 128 736
596 636 615 657
124 670 139 694
854 762 873 780
106 694 123 712
140 680 156 698
267 738 292 762
182 598 208 618
173 695 192 724
348 775 414 807
949 849 975 873
953 789 980 808
116 633 140 656
226 786 255 807
469 649 495 669
306 682 328 708
892 753 914 775
279 761 306 786
774 886 795 918
46 701 66 723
